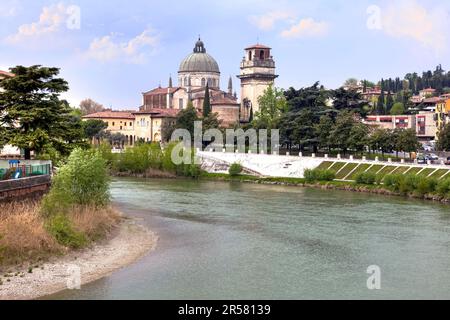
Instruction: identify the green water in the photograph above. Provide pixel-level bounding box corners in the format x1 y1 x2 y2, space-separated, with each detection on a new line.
51 178 450 300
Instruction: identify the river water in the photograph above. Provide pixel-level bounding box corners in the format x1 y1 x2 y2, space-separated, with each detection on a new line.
50 178 450 300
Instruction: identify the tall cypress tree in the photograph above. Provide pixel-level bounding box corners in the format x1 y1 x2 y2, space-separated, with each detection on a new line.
377 80 386 115
386 90 394 113
203 84 211 117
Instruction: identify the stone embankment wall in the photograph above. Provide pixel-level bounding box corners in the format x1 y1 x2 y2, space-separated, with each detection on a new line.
0 175 51 202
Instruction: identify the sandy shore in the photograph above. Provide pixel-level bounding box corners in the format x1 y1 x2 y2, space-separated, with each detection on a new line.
0 219 158 300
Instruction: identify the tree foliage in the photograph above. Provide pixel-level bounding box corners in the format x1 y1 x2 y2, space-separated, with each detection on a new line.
0 65 85 159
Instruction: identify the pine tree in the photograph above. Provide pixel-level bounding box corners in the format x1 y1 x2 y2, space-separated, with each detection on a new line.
377 80 386 115
0 65 81 159
248 107 254 123
202 84 211 117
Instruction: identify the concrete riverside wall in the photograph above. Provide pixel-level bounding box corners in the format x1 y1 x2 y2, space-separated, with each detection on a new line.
0 175 51 202
197 151 324 178
197 151 450 179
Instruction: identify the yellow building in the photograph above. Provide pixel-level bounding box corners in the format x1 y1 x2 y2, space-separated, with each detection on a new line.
435 98 450 138
82 109 179 146
82 111 136 146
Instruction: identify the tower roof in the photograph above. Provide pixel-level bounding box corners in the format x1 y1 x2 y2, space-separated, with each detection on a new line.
245 44 271 50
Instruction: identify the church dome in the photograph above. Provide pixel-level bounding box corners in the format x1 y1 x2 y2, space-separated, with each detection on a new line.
179 38 220 74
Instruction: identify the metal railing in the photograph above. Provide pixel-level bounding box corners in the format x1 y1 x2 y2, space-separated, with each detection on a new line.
0 164 51 180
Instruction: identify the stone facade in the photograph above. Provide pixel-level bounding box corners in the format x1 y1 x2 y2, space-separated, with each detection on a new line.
238 44 278 121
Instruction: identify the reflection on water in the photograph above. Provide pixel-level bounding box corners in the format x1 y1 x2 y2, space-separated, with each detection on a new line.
49 178 450 300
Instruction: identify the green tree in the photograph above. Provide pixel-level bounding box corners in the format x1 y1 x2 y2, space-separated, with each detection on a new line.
175 101 199 138
332 88 366 114
369 129 394 158
202 84 211 117
437 124 450 151
395 128 420 158
376 88 385 115
329 111 357 155
253 86 287 129
390 102 405 115
315 115 333 151
348 122 369 155
82 119 108 143
0 65 72 159
386 90 394 113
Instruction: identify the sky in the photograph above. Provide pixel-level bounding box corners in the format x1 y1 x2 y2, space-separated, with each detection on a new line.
0 0 449 110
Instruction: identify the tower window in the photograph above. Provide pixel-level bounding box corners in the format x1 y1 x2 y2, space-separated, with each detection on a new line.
260 50 265 60
201 78 206 87
248 51 252 61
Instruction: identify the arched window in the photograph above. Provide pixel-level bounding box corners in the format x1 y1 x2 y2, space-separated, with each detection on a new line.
208 78 212 87
184 77 188 87
260 50 265 60
248 51 252 61
201 78 206 87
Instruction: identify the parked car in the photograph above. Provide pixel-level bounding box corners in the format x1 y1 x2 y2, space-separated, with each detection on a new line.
417 155 427 164
423 145 434 152
445 157 450 166
427 154 439 161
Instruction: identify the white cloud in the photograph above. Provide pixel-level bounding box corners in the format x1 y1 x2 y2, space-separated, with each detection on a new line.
0 1 19 18
6 3 69 43
280 18 329 39
84 28 160 64
249 11 296 31
379 0 448 53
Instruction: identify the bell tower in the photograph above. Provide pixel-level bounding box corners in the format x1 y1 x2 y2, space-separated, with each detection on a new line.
238 44 278 121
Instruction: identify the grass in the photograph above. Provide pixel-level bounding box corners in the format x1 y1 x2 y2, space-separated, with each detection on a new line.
406 167 423 175
0 201 120 267
376 166 397 178
347 164 371 180
389 166 412 175
429 169 450 179
335 163 359 180
316 161 334 170
365 165 385 175
417 168 436 177
328 162 346 172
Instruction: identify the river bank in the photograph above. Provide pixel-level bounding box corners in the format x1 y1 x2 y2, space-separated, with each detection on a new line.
0 218 157 300
113 169 450 204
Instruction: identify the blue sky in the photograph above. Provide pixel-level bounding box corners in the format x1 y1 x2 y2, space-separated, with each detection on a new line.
1 0 449 109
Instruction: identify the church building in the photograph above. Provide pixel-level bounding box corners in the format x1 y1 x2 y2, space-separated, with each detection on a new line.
83 38 277 144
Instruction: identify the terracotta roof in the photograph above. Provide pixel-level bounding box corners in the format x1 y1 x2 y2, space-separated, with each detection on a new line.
134 108 180 118
0 70 14 78
143 87 182 95
82 111 136 120
421 88 436 92
245 44 271 50
423 97 442 104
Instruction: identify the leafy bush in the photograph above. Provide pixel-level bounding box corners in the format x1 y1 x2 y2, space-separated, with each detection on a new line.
229 163 243 176
46 214 87 249
41 148 110 216
355 172 377 185
304 169 336 183
436 179 450 197
383 173 437 196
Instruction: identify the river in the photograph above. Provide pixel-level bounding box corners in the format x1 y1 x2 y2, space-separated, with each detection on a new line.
50 178 450 300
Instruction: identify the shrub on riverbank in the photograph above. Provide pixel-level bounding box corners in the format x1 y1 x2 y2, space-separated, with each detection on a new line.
105 142 202 179
304 169 336 183
355 172 377 185
40 148 116 248
229 163 243 176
